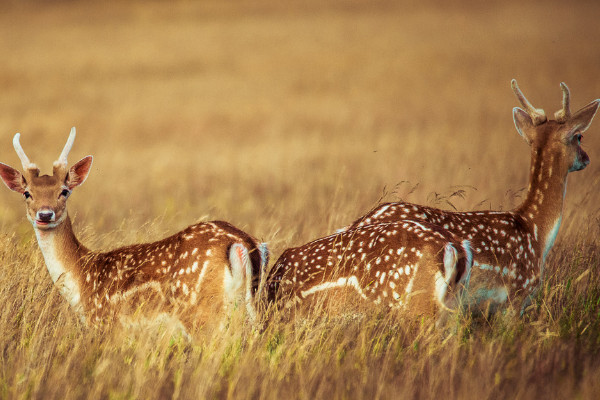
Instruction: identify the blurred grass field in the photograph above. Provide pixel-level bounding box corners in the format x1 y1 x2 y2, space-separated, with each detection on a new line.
1 0 600 398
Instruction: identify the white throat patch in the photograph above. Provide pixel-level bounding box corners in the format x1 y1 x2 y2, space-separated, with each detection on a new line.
35 229 84 318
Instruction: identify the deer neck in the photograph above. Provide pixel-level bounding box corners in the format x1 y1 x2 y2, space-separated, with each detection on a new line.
516 147 568 261
34 214 91 318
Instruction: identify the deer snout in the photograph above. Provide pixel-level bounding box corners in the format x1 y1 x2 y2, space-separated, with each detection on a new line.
36 209 56 223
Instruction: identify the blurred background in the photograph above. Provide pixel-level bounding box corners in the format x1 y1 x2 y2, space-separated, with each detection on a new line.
0 0 599 255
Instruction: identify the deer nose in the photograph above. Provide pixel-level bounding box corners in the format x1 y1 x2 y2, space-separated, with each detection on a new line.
37 210 56 222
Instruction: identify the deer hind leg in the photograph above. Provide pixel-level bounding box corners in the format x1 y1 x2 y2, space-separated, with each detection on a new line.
226 243 257 322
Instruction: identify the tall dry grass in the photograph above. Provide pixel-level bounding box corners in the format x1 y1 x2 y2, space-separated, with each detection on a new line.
0 0 599 398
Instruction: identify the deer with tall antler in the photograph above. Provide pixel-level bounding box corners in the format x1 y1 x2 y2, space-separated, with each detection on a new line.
266 220 472 322
0 128 268 334
342 80 599 314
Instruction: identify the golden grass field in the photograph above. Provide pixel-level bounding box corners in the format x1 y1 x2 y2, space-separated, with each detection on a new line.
1 0 600 398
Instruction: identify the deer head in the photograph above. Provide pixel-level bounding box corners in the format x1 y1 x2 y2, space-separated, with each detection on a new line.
0 128 93 229
512 80 600 173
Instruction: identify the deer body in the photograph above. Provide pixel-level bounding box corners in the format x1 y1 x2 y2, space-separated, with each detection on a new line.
348 205 547 312
37 216 263 329
0 129 267 333
267 220 472 319
344 81 599 314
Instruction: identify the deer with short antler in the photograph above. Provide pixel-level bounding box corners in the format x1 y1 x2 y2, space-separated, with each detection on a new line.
342 80 599 315
0 128 268 334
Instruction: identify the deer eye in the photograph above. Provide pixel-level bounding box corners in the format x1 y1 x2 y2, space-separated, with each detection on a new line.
23 191 32 199
576 133 583 143
60 189 71 198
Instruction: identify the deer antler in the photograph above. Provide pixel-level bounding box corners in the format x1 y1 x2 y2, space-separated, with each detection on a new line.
554 82 571 123
54 127 76 169
12 133 38 171
511 79 547 126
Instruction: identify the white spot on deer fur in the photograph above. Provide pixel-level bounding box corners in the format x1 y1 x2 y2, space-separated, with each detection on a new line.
110 281 163 304
380 272 386 284
404 264 419 295
534 224 538 241
192 248 198 255
191 261 199 273
474 261 495 271
405 220 427 231
372 205 390 218
300 276 367 299
179 268 185 275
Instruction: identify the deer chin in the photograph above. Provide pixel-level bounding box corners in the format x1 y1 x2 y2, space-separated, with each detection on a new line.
34 220 60 230
28 214 64 230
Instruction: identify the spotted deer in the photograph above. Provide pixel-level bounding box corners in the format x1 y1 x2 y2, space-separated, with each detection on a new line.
0 128 269 334
266 220 472 322
343 80 599 315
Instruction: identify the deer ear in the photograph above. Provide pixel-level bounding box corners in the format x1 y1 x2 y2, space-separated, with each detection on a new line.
0 162 27 194
66 156 93 190
513 107 534 144
569 99 600 133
